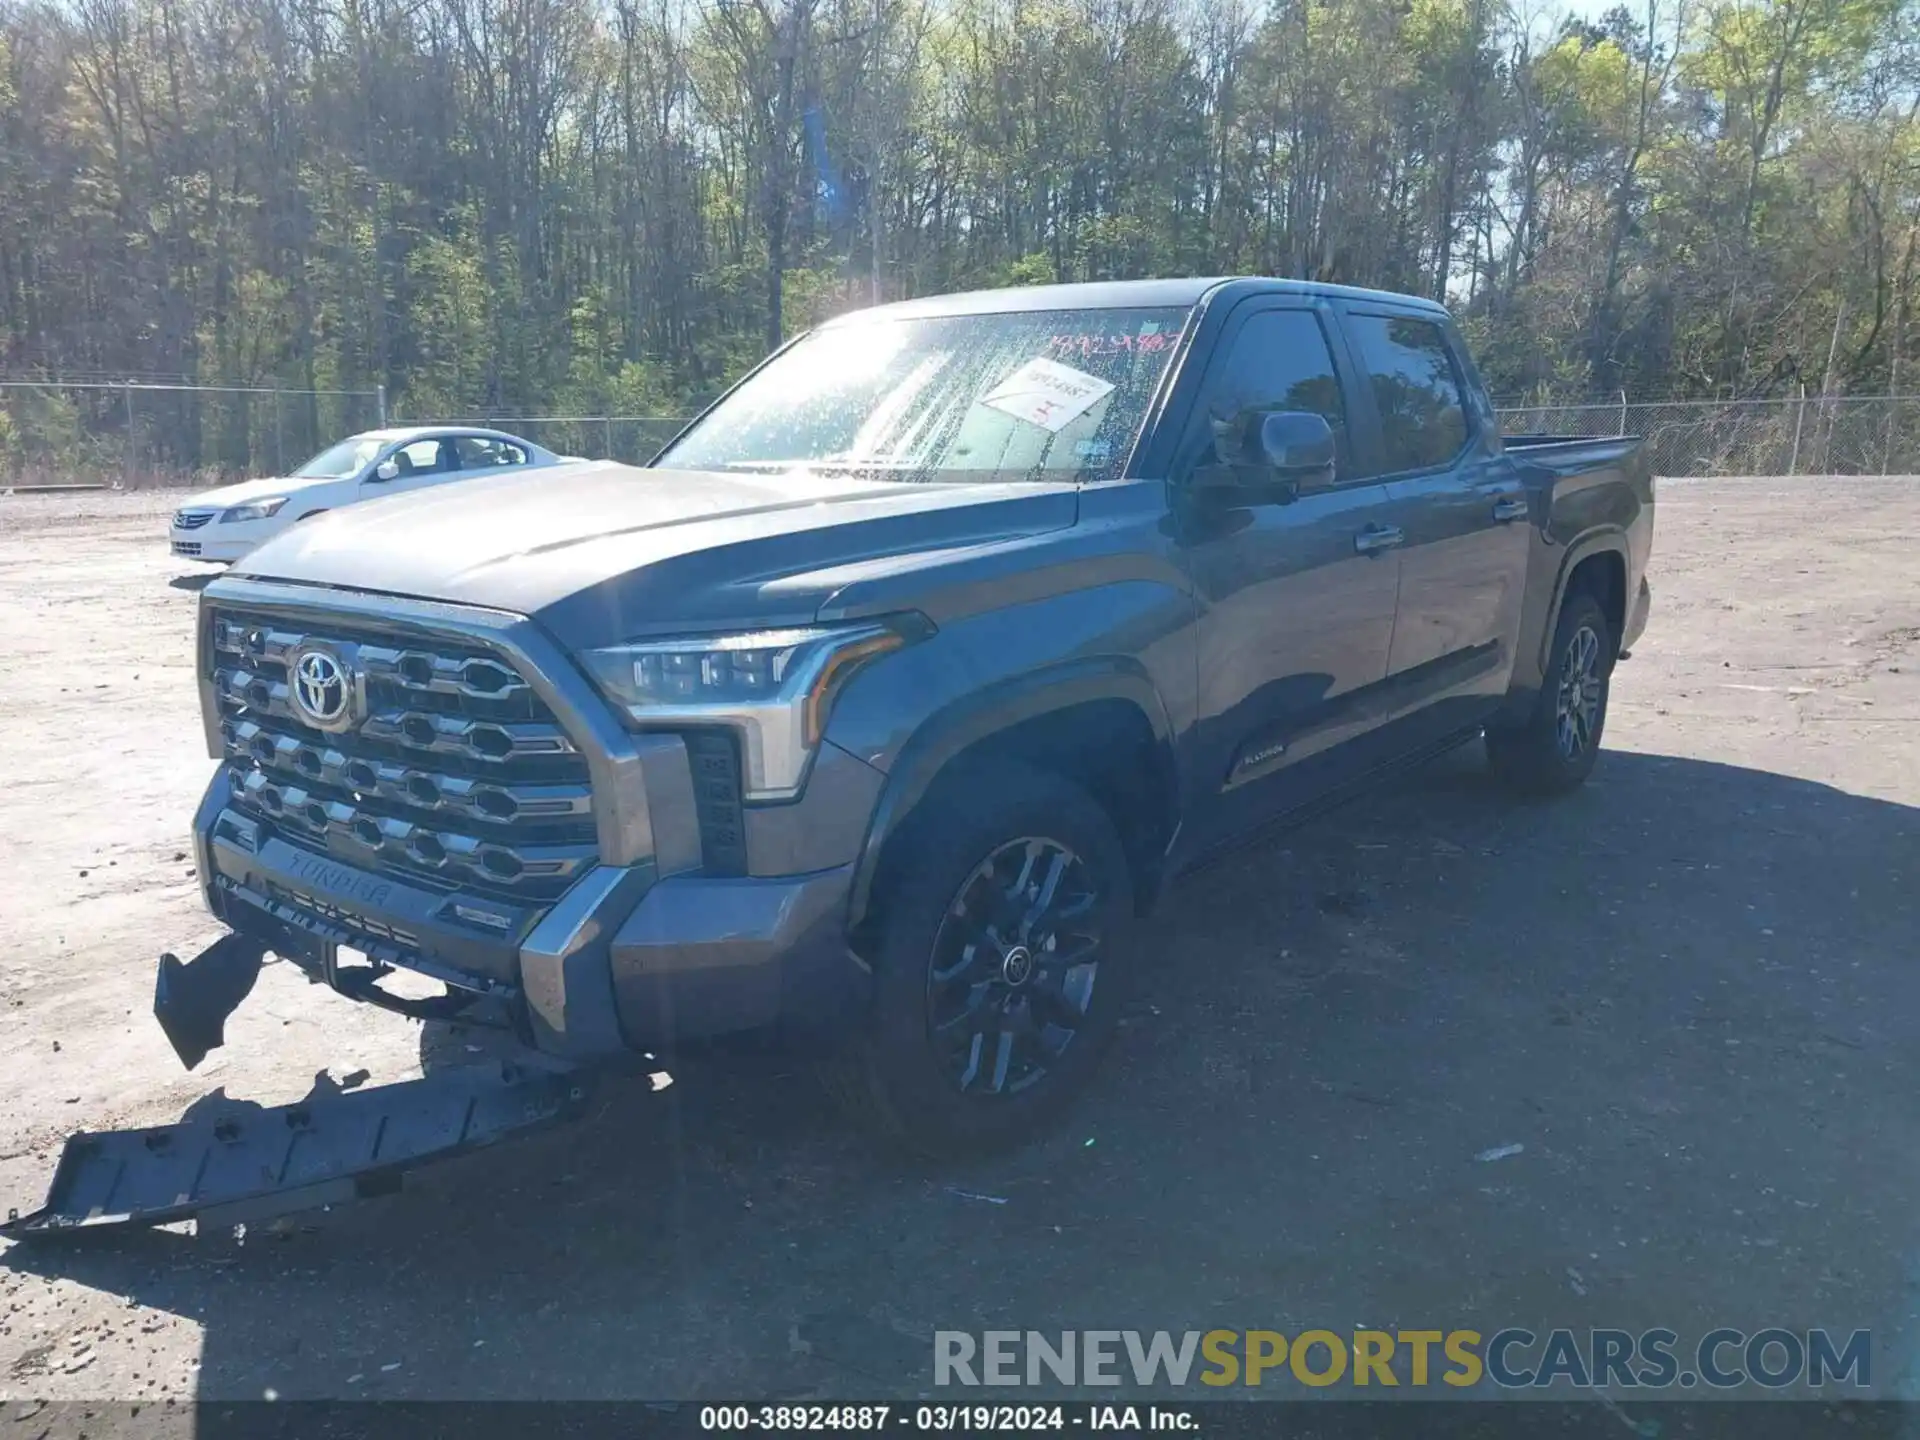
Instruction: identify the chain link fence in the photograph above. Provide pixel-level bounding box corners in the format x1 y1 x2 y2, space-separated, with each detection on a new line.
1496 395 1920 477
6 379 1919 487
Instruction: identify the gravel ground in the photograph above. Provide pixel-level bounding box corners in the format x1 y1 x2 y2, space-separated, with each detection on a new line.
0 480 1915 1407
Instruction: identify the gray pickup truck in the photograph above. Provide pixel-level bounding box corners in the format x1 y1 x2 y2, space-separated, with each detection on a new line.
11 277 1654 1230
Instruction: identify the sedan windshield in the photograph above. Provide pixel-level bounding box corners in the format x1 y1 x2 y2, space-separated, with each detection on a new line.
655 306 1191 484
292 436 386 479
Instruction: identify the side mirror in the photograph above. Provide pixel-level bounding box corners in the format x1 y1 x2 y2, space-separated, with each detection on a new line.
1250 411 1337 487
1196 409 1337 501
372 458 400 482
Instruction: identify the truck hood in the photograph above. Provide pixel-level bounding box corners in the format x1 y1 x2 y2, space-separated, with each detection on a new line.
233 460 1081 649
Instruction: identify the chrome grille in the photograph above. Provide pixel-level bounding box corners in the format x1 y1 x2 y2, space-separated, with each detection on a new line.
174 510 215 530
209 608 597 902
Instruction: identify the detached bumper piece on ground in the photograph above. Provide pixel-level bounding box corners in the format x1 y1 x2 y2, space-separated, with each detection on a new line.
2 936 593 1238
2 1061 592 1237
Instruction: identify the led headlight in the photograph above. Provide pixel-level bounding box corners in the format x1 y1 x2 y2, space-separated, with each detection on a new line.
580 621 915 800
219 497 289 523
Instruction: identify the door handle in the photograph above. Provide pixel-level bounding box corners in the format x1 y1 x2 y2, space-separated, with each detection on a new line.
1353 525 1404 556
1492 495 1529 522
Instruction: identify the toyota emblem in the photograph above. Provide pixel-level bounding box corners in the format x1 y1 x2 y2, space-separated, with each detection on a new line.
289 646 353 729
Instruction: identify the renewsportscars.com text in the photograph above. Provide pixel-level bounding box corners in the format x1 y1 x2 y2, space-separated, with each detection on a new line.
933 1328 1871 1390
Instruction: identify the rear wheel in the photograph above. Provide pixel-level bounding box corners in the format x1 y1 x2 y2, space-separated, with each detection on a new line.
1487 591 1614 795
829 761 1134 1157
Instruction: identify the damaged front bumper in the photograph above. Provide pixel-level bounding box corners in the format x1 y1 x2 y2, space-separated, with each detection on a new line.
2 768 865 1236
0 792 621 1237
2 607 877 1236
193 766 868 1060
194 766 632 1063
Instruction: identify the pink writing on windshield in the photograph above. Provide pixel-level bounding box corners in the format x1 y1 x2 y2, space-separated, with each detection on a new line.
1044 331 1172 358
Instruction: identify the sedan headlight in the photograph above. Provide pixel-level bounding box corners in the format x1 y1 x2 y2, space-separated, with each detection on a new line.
219 497 289 523
580 621 916 800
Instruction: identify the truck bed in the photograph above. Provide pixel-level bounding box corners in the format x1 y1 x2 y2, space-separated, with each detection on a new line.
1501 432 1642 465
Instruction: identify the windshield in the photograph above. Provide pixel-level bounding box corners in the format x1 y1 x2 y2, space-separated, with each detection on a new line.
292 436 386 479
655 306 1190 484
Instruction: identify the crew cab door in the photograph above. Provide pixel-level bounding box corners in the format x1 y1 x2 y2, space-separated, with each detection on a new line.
1172 301 1404 852
1336 307 1530 732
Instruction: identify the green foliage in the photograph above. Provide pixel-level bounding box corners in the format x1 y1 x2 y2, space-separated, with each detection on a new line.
0 387 83 475
999 253 1061 288
400 229 493 418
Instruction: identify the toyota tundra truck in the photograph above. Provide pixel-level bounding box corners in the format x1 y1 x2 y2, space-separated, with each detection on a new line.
9 277 1652 1231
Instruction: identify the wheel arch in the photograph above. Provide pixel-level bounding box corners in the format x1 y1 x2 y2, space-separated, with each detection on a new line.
846 658 1181 950
1540 531 1629 671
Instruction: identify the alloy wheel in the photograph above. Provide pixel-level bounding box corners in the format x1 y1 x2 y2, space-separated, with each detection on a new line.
925 837 1103 1097
1554 623 1604 760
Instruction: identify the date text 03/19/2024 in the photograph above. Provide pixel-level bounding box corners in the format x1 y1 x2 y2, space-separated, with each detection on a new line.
698 1405 1197 1432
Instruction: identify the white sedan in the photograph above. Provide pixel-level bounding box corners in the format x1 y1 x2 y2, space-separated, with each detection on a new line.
167 426 572 563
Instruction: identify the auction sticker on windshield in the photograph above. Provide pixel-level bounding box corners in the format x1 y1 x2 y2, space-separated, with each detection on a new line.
981 357 1116 433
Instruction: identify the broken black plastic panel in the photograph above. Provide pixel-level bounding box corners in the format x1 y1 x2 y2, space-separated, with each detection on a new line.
1 1061 593 1236
154 932 267 1070
14 926 594 1237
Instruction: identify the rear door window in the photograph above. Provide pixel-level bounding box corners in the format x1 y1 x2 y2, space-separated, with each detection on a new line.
1345 314 1469 474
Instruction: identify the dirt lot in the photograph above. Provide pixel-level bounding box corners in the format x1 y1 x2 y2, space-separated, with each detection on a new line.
0 480 1916 1406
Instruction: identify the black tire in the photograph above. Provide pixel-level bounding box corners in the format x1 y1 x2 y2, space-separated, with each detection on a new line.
1486 590 1614 795
828 760 1135 1157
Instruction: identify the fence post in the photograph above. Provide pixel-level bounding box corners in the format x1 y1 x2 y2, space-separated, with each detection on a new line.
376 383 388 429
122 380 135 488
273 388 284 474
1618 389 1628 437
605 415 614 460
1789 384 1806 476
1890 347 1903 475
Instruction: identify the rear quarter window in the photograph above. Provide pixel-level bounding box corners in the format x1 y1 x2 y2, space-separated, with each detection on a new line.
455 437 528 468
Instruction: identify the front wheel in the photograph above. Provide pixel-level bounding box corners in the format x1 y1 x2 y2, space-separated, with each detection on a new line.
1486 591 1614 795
829 761 1134 1157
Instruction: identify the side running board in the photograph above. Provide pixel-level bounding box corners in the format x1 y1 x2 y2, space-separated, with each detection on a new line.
2 1061 592 1237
